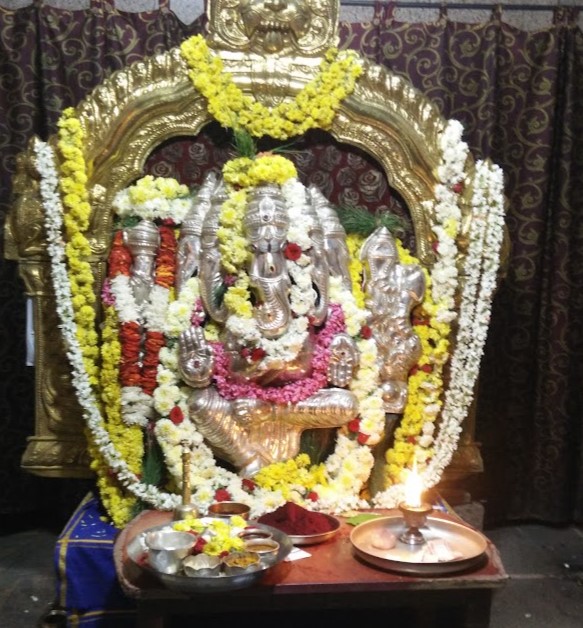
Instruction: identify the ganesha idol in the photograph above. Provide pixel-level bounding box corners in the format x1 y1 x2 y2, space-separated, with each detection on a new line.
118 164 426 484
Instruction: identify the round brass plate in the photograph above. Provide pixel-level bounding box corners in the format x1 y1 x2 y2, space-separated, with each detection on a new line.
350 513 488 576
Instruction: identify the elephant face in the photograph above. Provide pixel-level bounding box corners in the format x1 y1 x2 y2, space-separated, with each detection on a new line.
244 187 292 338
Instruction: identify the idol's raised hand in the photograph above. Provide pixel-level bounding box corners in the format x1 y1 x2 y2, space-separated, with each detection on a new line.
178 326 215 388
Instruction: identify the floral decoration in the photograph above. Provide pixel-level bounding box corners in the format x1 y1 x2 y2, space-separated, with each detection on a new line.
180 35 363 140
172 515 247 557
36 37 506 526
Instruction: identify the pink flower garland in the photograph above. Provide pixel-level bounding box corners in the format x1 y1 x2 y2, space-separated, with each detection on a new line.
211 303 346 404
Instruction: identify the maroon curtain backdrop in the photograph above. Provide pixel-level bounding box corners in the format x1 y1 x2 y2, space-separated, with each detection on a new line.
340 3 583 524
1 2 582 526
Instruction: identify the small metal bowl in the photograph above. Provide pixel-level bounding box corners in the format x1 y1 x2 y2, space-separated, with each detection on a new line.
239 526 273 542
243 538 280 566
208 501 251 520
182 554 221 578
222 551 261 575
144 529 196 575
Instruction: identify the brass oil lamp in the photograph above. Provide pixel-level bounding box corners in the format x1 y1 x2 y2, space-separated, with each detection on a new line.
398 463 433 546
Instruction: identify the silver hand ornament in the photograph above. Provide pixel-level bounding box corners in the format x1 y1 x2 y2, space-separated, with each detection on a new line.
178 326 215 389
327 332 359 388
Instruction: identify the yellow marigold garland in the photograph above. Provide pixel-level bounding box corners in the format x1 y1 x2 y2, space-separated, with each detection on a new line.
383 240 451 486
57 108 99 387
346 233 366 308
217 189 248 275
254 453 328 500
180 35 363 140
93 305 143 527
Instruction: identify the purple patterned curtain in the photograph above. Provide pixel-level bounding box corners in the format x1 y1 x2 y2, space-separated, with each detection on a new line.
340 3 583 524
1 2 582 525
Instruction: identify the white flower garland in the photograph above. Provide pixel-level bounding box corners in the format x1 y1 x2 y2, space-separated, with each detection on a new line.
372 157 505 507
35 139 180 512
423 159 505 488
430 119 469 324
371 119 469 488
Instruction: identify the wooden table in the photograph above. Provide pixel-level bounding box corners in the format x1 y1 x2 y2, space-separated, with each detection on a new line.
114 509 508 628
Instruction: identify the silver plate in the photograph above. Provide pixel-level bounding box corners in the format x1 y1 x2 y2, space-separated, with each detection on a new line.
350 513 488 575
287 514 341 546
127 522 293 593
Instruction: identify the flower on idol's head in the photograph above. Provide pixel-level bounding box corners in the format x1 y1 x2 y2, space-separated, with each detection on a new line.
284 242 302 261
357 433 370 445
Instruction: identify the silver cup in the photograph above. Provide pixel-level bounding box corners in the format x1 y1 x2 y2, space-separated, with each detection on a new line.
144 529 195 575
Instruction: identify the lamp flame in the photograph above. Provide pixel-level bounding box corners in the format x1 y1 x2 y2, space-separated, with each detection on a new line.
404 461 423 508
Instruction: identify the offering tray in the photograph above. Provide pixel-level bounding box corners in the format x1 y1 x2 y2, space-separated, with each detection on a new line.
127 522 293 593
350 512 488 576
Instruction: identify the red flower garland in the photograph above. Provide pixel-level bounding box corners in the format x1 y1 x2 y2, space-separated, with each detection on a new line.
155 225 177 289
106 223 177 397
120 321 142 387
108 231 132 278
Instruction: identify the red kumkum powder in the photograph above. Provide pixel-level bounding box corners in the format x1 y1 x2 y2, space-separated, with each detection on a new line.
257 502 334 536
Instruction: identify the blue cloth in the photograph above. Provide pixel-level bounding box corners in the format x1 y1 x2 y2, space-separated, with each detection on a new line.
54 493 136 627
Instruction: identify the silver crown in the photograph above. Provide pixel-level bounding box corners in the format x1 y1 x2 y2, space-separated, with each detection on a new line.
360 226 397 262
123 219 160 256
180 172 218 237
309 185 346 237
201 177 228 238
244 185 289 245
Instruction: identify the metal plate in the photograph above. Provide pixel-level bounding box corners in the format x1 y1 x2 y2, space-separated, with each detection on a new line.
127 522 293 593
350 514 488 576
287 514 341 546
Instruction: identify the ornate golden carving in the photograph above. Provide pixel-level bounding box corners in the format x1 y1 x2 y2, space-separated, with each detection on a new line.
21 437 92 478
4 138 47 261
208 0 338 57
5 0 489 479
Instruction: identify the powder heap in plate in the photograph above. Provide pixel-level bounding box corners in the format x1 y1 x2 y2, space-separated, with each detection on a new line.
258 502 335 536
